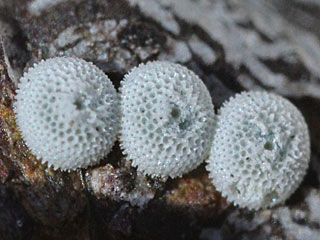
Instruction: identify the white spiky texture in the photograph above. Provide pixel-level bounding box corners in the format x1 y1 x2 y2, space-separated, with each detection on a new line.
120 61 215 178
14 57 120 171
207 91 310 210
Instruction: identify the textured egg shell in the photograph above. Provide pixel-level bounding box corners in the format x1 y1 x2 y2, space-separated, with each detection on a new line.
15 57 120 170
207 91 310 210
120 61 215 178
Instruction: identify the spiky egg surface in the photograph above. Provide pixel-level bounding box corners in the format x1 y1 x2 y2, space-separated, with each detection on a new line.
120 61 215 178
207 91 310 210
15 57 120 170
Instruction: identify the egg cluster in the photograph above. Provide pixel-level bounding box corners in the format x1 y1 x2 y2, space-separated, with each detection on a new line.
119 61 215 178
15 57 310 210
